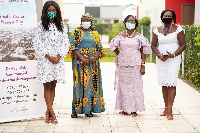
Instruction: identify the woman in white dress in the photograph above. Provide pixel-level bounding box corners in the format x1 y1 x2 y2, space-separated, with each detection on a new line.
33 1 69 124
151 9 186 120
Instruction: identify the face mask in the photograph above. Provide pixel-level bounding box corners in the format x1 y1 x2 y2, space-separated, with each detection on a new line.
162 18 172 24
47 12 56 19
82 22 91 29
126 22 135 30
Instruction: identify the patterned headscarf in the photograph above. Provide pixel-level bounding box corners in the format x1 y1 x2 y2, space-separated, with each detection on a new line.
80 13 95 30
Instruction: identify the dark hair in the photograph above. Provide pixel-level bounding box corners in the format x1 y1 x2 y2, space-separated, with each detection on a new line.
160 9 176 24
41 1 63 32
123 15 138 29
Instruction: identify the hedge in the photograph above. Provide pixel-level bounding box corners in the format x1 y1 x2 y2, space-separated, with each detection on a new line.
93 23 110 35
181 25 200 88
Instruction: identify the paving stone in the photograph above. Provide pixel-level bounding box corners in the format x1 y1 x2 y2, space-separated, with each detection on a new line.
1 63 200 133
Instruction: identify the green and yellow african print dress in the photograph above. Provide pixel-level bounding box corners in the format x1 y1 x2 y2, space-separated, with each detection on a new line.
67 28 105 114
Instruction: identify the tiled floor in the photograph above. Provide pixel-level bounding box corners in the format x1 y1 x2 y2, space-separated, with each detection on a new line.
0 63 200 133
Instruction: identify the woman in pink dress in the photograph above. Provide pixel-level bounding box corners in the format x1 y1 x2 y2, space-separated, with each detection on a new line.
110 15 151 117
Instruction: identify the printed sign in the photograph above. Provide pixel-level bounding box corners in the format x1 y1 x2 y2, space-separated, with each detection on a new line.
0 0 45 123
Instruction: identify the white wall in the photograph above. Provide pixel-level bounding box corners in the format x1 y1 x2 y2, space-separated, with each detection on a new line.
195 0 200 25
62 3 85 30
139 0 165 27
100 6 122 23
122 5 137 21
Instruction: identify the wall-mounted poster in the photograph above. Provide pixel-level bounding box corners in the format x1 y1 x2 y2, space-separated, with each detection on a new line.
0 0 45 123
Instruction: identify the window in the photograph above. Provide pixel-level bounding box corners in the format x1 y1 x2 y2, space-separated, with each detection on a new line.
146 10 149 16
154 7 158 22
104 20 111 23
114 20 119 23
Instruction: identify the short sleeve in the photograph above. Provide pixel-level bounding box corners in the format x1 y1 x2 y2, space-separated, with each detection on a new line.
176 25 183 34
94 31 105 59
66 35 78 58
109 35 121 52
139 35 151 54
153 28 159 36
69 35 78 50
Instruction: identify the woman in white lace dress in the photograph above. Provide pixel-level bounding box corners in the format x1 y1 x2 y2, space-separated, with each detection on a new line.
151 9 186 120
33 1 69 124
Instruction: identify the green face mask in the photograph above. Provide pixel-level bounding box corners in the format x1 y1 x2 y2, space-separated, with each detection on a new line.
47 12 56 19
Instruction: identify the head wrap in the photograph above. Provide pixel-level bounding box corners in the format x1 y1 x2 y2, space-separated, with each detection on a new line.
80 13 95 30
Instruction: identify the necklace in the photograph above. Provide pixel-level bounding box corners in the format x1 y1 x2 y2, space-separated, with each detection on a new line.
126 30 135 38
162 24 172 35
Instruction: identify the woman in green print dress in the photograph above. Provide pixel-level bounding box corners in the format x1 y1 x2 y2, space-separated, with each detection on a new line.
67 13 105 118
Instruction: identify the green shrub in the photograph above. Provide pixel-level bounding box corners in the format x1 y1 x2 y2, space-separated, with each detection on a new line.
93 23 110 35
138 16 151 26
180 25 200 88
108 22 124 42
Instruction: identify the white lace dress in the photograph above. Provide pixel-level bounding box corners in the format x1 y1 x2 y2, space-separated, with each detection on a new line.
153 25 183 87
33 22 70 83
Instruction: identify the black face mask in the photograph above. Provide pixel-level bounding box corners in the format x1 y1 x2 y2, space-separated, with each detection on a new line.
162 18 172 24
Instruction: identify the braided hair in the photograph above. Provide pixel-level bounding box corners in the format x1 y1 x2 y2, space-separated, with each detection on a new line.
160 9 176 24
41 1 63 32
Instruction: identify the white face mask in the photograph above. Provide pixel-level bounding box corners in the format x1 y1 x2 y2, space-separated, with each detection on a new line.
82 22 91 29
126 22 135 30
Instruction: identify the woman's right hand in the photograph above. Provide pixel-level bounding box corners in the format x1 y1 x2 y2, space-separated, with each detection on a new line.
45 54 55 63
158 54 167 62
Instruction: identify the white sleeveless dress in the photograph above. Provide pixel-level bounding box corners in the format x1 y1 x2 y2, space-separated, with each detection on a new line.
153 25 183 87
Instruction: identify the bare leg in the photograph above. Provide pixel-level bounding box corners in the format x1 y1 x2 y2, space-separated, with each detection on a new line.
160 86 168 116
162 86 168 107
51 80 57 106
43 82 53 123
50 80 58 124
167 87 176 117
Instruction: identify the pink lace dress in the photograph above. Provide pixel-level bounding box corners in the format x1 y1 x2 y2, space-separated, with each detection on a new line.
110 34 150 112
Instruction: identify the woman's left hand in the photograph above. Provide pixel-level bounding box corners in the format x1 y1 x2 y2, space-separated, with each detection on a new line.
89 56 96 63
141 65 145 75
53 55 61 64
166 51 174 58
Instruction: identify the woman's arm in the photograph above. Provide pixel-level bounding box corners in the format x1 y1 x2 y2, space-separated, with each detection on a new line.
166 31 186 58
89 51 101 63
72 50 89 65
114 48 120 55
151 33 165 61
140 47 145 75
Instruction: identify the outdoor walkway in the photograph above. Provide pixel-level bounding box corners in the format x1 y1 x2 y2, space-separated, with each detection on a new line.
0 63 200 133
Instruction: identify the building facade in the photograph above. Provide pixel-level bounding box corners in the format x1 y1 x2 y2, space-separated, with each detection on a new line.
138 0 197 27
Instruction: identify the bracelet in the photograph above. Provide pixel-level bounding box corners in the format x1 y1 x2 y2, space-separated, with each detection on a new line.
157 53 161 58
173 54 176 58
80 56 84 60
141 62 145 66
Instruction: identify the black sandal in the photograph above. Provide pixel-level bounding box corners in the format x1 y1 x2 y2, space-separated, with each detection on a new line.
71 114 77 118
119 111 128 115
131 112 137 117
85 113 93 117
